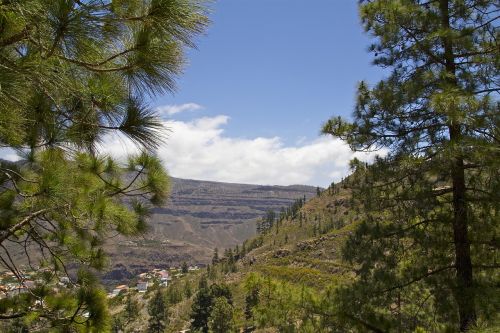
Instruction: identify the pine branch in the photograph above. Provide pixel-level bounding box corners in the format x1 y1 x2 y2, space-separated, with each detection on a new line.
0 312 28 319
0 27 31 47
375 265 456 295
0 208 52 244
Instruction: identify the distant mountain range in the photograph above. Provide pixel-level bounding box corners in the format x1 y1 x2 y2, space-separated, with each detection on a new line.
101 178 317 283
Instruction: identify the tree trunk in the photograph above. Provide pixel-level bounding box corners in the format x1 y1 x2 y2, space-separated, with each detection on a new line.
439 0 476 330
449 125 476 331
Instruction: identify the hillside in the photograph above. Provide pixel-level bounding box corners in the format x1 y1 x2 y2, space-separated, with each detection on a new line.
205 181 358 331
106 179 352 332
101 178 317 284
107 178 499 332
108 179 358 332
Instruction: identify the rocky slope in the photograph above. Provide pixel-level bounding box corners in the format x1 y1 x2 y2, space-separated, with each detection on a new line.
101 178 317 283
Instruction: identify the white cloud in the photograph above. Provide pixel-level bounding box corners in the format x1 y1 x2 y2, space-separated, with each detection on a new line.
103 115 381 187
156 103 203 116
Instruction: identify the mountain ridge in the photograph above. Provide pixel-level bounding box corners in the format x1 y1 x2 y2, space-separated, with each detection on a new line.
101 177 318 284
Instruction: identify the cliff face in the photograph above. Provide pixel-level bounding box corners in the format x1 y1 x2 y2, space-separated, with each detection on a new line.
101 178 317 283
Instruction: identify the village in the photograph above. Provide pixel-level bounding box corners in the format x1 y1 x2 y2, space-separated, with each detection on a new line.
108 264 201 298
0 264 201 301
0 269 71 299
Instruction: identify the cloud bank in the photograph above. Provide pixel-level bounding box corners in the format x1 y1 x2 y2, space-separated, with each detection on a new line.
103 114 380 187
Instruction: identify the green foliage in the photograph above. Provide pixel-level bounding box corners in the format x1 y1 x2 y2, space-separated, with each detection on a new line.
148 289 168 333
221 248 237 274
5 318 29 333
111 315 125 333
257 197 306 234
190 284 213 333
244 285 259 321
0 0 208 330
125 294 140 323
244 235 264 254
184 280 193 298
212 248 219 265
208 297 235 333
166 281 184 305
190 279 233 333
182 261 189 274
322 0 499 331
243 273 326 333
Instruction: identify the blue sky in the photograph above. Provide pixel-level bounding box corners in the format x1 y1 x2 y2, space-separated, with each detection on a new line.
131 0 386 186
154 0 383 144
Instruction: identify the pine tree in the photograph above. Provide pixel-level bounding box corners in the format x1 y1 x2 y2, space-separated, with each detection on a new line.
241 242 247 257
166 281 183 304
190 280 233 333
190 276 212 333
190 286 212 333
181 261 189 274
208 297 235 333
323 0 498 331
245 287 260 321
111 315 125 333
6 318 29 333
235 245 240 260
226 248 236 273
125 294 140 323
184 280 193 298
0 0 208 330
212 248 219 265
148 289 168 333
209 283 233 305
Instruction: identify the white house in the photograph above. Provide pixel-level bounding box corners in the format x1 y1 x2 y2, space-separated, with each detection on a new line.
136 281 148 292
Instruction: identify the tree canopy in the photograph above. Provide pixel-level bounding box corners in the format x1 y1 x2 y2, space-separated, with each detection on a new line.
323 0 498 331
0 0 208 330
148 289 168 333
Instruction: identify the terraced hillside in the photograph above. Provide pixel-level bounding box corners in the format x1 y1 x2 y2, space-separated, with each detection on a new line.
101 178 317 283
109 180 357 332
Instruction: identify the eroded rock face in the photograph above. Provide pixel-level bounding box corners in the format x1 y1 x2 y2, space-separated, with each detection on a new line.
101 178 317 285
101 264 134 282
143 178 317 252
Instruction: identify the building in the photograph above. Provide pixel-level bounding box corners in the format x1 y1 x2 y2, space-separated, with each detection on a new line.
157 270 169 286
111 284 128 297
136 281 148 292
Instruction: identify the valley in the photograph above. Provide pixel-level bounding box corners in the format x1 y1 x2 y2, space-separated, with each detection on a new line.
100 177 317 284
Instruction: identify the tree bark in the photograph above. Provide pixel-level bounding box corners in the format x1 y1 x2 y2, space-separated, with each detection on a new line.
439 0 476 330
449 124 476 331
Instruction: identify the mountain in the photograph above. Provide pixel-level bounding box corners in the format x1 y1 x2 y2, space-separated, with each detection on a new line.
108 178 353 332
101 177 317 283
108 178 500 333
158 178 499 333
